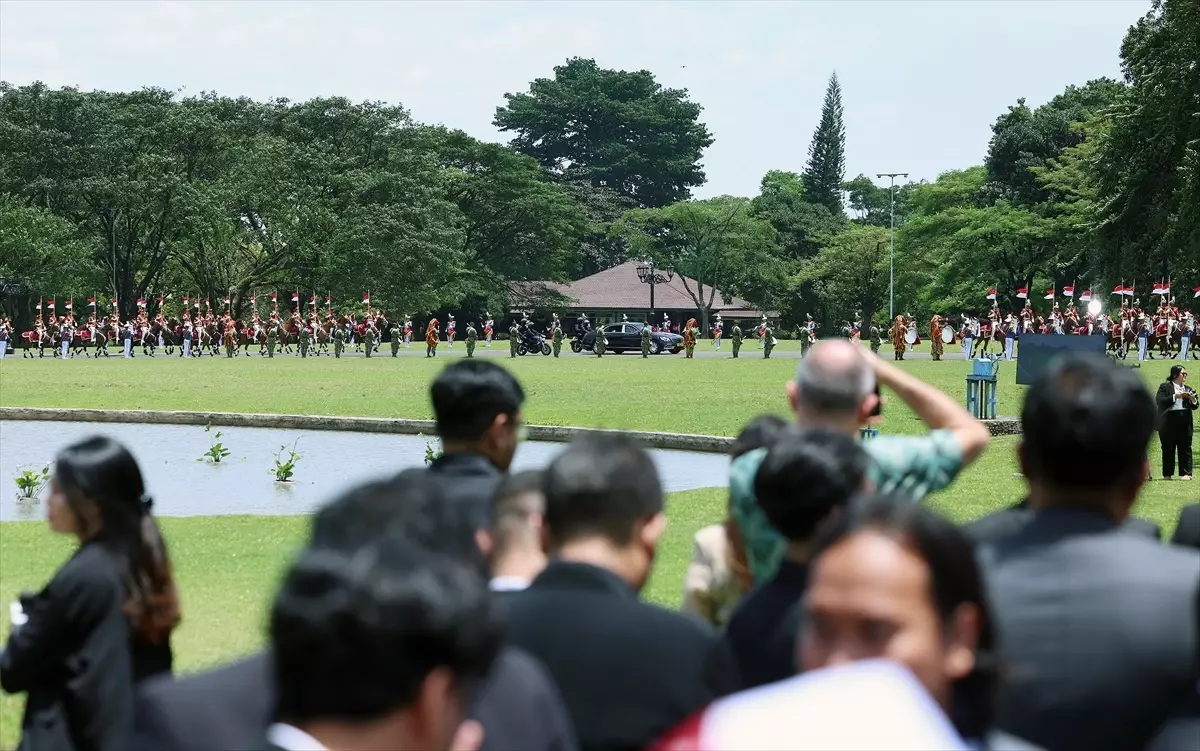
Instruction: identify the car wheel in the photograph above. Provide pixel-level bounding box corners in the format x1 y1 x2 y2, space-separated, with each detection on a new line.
649 341 661 355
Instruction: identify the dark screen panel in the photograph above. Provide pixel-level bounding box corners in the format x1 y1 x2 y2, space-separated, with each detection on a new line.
1015 334 1109 385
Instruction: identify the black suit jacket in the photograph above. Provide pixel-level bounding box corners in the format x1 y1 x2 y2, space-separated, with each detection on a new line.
1 541 137 751
503 561 740 751
1172 504 1200 550
135 647 575 751
964 498 1162 544
1157 380 1197 422
423 452 504 529
976 508 1200 751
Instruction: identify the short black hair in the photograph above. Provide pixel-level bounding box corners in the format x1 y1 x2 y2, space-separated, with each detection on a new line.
809 495 997 740
731 414 789 459
430 360 525 442
543 434 663 548
271 539 502 724
1021 354 1155 490
755 427 869 541
310 470 485 574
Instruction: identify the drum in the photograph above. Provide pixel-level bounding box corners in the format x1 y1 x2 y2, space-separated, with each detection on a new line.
941 326 955 344
904 329 918 345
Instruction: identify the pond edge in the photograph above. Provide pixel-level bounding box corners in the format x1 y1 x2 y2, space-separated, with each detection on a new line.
0 407 737 454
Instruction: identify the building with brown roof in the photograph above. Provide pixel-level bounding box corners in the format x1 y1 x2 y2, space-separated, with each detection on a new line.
510 261 772 333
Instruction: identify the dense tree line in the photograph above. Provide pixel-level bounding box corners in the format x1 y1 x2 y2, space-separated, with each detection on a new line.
1 0 1194 334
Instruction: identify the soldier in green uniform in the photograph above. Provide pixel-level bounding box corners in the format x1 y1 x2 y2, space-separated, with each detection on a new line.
869 320 883 355
641 320 651 358
594 324 607 357
509 322 519 358
390 323 401 357
299 325 311 358
551 320 563 357
332 325 345 358
731 320 743 358
363 325 375 358
266 324 278 358
465 322 477 358
763 321 776 359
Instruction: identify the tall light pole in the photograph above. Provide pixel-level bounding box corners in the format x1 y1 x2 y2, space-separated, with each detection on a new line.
876 172 908 320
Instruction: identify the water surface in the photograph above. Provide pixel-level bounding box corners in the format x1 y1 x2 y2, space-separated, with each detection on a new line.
0 420 730 521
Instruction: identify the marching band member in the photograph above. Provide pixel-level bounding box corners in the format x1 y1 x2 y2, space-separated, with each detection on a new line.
711 314 723 350
758 314 767 349
801 314 816 357
403 315 413 347
929 314 943 361
1181 311 1195 361
59 318 73 360
1137 314 1150 362
483 313 493 347
122 321 134 359
425 318 439 358
889 315 907 362
446 314 456 348
0 316 9 360
1003 314 1016 361
662 313 671 335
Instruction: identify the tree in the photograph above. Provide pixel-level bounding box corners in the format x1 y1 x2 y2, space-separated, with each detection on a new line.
611 196 777 334
802 73 847 216
798 225 890 331
1095 0 1200 285
843 174 915 228
494 57 714 208
0 193 97 322
751 171 843 259
431 128 587 290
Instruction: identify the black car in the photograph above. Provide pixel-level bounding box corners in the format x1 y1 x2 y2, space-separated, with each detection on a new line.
581 322 683 355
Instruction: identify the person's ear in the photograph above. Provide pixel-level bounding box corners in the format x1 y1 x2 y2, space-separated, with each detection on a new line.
638 512 668 551
411 666 457 747
529 512 544 538
858 393 880 425
475 529 493 559
786 380 800 413
943 603 982 681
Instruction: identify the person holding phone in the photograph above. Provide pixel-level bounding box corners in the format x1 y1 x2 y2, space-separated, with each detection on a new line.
1156 365 1196 480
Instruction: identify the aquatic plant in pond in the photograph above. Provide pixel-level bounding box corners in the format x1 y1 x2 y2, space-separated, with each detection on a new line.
272 440 301 482
13 464 49 500
201 424 231 464
419 433 443 465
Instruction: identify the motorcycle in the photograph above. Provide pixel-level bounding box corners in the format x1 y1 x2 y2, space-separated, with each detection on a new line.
517 328 552 356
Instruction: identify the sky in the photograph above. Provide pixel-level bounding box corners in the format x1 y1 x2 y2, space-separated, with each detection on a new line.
0 0 1149 199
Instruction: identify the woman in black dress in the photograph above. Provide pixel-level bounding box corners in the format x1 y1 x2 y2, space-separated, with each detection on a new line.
1 436 181 751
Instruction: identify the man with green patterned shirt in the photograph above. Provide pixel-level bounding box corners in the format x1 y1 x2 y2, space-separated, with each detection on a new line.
390 323 402 357
641 321 651 358
762 322 775 359
465 322 477 358
509 321 520 358
551 320 563 357
731 321 743 358
332 325 345 358
266 324 278 358
299 325 311 358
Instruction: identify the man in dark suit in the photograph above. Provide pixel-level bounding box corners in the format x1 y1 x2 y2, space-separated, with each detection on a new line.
964 497 1162 543
264 539 501 751
1172 503 1200 549
137 474 577 751
423 360 527 530
503 434 740 751
976 355 1200 751
724 428 869 688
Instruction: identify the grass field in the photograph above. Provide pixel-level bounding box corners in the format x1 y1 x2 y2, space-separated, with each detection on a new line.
0 348 1195 746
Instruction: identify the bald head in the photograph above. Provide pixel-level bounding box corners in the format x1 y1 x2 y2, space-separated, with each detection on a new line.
791 340 876 419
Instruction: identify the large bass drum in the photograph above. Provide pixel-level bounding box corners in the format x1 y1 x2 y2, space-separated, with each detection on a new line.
904 328 918 345
941 326 955 344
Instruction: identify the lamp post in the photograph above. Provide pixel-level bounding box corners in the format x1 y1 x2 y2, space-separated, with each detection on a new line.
636 258 674 325
876 172 908 321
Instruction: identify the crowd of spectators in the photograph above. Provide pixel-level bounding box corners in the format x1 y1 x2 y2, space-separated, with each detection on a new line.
2 342 1197 751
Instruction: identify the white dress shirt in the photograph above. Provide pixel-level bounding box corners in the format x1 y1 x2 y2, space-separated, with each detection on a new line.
267 723 329 751
1171 383 1188 411
489 575 531 592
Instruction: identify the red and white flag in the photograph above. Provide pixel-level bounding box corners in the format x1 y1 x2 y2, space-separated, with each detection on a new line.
1112 285 1125 296
309 295 317 306
270 292 278 302
224 295 231 306
137 298 146 308
362 293 371 305
1062 285 1074 298
1193 285 1200 299
1044 287 1055 300
35 300 42 310
87 297 96 307
65 299 73 310
205 298 211 308
47 299 55 310
291 292 299 303
250 296 256 307
1015 287 1028 299
1079 290 1093 303
1152 282 1169 295
111 297 118 307
986 288 997 301
193 298 200 309
325 295 332 305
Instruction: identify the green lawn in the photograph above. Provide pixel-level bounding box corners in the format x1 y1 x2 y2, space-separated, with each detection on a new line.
0 349 1194 747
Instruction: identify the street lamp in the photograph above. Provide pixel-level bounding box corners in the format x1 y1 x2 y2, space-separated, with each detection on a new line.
876 172 908 320
635 258 674 324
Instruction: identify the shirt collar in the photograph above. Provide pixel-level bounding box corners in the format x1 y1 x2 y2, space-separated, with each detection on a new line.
531 560 636 598
267 723 329 751
489 575 531 592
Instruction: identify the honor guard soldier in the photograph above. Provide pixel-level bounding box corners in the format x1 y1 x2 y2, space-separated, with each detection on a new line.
266 323 278 358
390 321 402 357
800 314 816 357
869 320 883 355
594 324 607 357
298 324 311 358
332 325 345 358
509 321 520 358
362 324 375 358
641 320 652 358
551 319 563 357
762 320 776 358
465 322 477 358
731 320 743 358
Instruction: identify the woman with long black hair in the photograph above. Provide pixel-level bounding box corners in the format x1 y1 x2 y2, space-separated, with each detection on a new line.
1 436 180 751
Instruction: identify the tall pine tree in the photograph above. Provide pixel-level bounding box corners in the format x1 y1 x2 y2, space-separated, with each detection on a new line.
802 72 847 216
